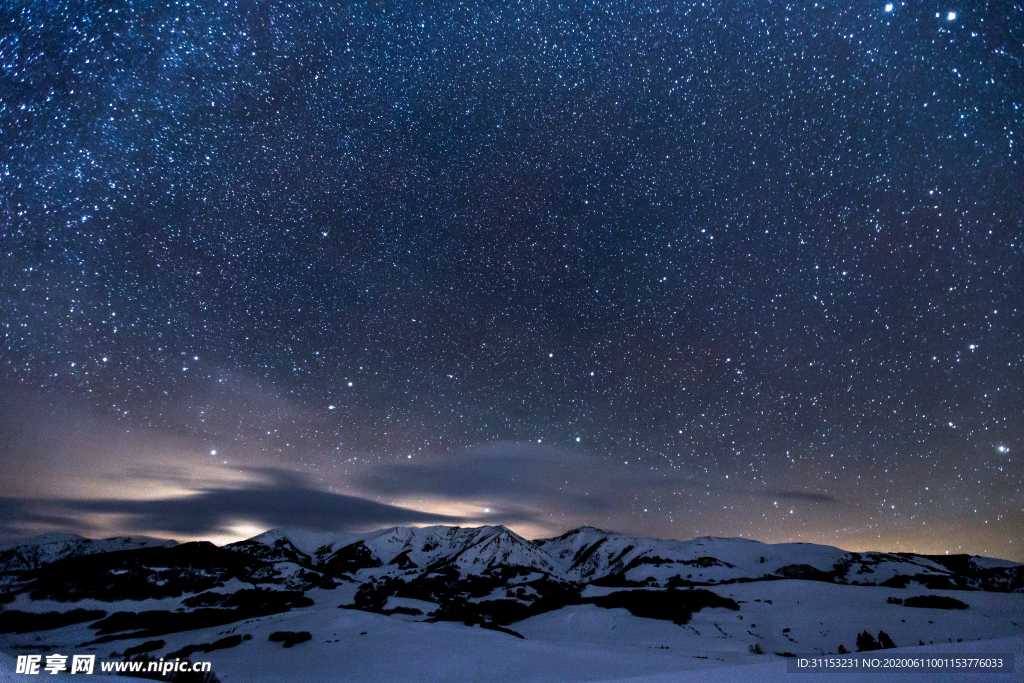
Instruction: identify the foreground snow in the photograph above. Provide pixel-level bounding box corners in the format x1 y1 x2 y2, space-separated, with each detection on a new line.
612 636 1022 683
2 580 1020 681
4 610 1016 682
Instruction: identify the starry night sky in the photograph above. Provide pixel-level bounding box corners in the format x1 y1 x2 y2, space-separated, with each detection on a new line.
1 0 1021 560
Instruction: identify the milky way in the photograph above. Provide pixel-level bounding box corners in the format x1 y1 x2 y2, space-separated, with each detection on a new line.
1 1 1021 559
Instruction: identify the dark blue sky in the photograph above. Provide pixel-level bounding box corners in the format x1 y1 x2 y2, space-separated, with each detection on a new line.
1 0 1021 559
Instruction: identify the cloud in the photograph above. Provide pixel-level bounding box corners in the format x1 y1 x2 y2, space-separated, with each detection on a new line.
356 444 606 501
352 442 843 533
0 497 101 538
2 470 465 537
355 440 660 517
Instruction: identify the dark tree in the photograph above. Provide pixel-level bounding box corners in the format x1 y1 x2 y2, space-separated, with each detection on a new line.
856 631 881 651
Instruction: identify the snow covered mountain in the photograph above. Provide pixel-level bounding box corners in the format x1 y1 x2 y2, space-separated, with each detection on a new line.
3 525 1018 602
227 525 565 582
332 525 562 578
1 525 1021 682
218 525 1024 595
533 527 1023 591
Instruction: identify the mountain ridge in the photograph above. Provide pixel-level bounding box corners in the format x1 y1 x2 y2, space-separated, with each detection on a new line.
2 525 1021 598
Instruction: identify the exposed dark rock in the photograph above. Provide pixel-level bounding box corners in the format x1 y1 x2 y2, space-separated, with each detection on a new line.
268 630 311 647
86 591 312 642
587 588 739 625
323 541 381 576
0 608 106 633
225 538 312 568
313 544 335 565
388 550 417 569
775 564 835 583
903 595 969 610
123 640 165 657
567 538 607 571
24 543 262 602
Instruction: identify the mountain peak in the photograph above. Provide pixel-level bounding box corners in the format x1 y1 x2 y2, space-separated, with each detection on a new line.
0 531 85 551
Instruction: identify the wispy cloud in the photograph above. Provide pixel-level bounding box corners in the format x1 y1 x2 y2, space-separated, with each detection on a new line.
1 469 465 538
355 440 669 517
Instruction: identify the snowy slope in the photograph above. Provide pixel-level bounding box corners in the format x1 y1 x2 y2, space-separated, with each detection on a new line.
430 525 563 577
2 582 1019 682
610 636 1023 683
536 528 852 584
535 527 1022 590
